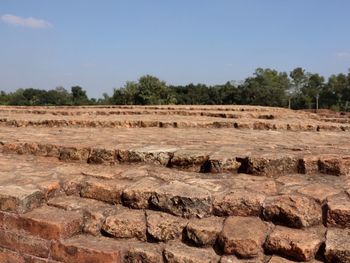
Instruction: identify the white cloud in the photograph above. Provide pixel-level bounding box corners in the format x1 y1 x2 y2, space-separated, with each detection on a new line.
1 14 52 29
336 52 350 59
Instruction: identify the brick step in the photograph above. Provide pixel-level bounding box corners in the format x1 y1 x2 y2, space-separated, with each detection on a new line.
2 139 350 176
0 247 61 263
0 205 82 240
74 176 350 227
0 184 348 262
0 230 52 260
0 109 266 118
1 117 349 132
42 232 350 262
0 152 349 225
4 104 348 131
45 194 349 262
0 195 349 261
0 152 349 262
0 108 260 117
51 235 220 263
0 225 347 262
321 117 350 124
0 105 298 113
1 213 348 263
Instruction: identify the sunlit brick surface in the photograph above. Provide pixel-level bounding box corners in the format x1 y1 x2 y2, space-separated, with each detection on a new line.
0 105 349 262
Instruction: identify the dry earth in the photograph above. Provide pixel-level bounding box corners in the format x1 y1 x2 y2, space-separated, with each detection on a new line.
0 105 349 263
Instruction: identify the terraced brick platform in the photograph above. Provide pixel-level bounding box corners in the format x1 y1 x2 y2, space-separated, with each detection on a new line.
0 105 349 263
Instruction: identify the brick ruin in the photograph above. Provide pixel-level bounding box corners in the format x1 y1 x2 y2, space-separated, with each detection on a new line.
0 105 349 263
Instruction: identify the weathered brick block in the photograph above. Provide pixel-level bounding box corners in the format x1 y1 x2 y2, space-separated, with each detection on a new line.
14 205 82 240
186 216 223 247
213 189 265 217
81 178 131 204
218 216 268 258
263 194 322 228
102 208 146 241
0 248 25 263
327 194 350 228
150 180 212 218
0 229 50 258
164 241 220 263
265 226 325 262
146 211 188 242
122 177 164 209
0 185 44 213
48 195 116 236
51 235 122 263
325 228 350 263
124 242 163 263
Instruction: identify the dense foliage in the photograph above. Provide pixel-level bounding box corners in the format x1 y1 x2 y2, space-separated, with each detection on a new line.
1 68 350 111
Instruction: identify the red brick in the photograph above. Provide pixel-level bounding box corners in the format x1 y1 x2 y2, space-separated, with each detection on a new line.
80 178 131 204
102 208 146 241
0 247 25 263
327 194 350 228
15 205 82 240
51 235 122 263
0 185 44 213
0 247 62 263
0 229 50 258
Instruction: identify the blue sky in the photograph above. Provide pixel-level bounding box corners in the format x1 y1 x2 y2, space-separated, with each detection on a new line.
1 0 350 98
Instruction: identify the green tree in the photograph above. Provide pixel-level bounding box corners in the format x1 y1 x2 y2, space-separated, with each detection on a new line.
217 81 239 104
288 68 307 108
97 92 111 105
0 91 9 105
137 75 175 105
111 88 127 105
71 86 89 105
43 87 72 105
240 68 289 107
111 75 175 105
21 88 47 105
110 81 138 105
124 81 139 104
8 89 27 105
303 73 324 110
344 70 350 111
326 73 349 110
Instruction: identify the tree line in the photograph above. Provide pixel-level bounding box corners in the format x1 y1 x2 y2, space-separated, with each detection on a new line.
1 67 350 111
